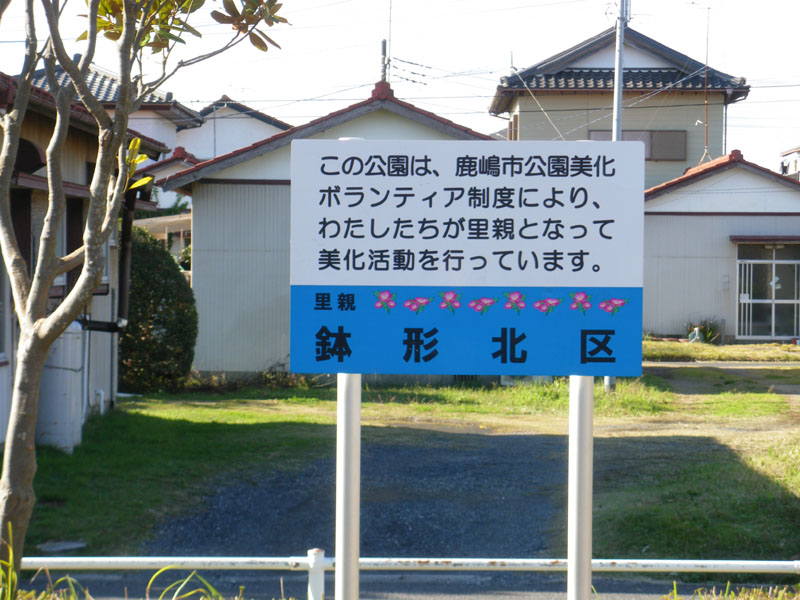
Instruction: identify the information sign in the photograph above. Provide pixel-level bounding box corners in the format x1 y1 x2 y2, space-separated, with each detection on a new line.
290 140 643 375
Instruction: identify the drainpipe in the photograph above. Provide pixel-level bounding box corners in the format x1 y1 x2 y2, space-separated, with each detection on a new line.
80 187 137 334
116 188 137 328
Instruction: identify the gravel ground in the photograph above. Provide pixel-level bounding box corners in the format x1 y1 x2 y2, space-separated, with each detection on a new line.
145 431 568 559
139 430 693 599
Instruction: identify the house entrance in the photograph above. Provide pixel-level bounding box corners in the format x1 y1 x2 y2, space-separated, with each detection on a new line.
737 244 800 339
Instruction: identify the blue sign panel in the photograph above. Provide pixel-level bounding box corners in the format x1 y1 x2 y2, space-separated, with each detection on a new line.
290 140 644 376
291 285 642 376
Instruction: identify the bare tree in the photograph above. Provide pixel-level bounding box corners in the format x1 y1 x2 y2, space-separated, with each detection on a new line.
0 0 287 576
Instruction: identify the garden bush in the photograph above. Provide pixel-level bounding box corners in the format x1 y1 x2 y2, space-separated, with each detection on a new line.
119 227 198 392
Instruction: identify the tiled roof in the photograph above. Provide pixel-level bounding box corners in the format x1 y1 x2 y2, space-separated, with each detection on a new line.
161 81 494 192
0 71 168 158
191 95 291 131
137 146 201 176
32 62 165 104
507 68 742 92
31 60 203 127
491 27 749 114
645 150 800 200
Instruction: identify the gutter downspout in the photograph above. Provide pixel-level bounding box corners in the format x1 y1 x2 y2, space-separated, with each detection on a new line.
117 188 138 328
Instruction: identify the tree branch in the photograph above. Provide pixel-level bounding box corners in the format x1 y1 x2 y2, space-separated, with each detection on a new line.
78 0 101 72
39 0 112 129
27 50 74 320
0 0 40 324
141 32 249 95
53 246 85 276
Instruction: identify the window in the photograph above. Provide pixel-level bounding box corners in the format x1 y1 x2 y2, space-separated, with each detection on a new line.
589 130 686 161
737 244 800 339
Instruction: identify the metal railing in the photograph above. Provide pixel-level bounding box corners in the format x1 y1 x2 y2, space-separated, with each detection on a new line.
21 552 800 600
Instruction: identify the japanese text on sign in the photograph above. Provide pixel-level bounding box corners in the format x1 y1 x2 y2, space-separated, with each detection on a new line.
291 141 643 288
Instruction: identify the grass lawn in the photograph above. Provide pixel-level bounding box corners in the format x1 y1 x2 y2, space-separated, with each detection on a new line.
643 340 800 362
25 341 800 582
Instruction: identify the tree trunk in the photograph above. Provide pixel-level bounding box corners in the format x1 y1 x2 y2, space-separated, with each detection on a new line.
0 328 48 574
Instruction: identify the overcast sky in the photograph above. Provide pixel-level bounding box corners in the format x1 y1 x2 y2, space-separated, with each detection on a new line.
1 0 798 171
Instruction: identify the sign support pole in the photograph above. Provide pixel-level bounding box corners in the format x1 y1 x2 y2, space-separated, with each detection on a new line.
567 375 594 600
335 373 361 600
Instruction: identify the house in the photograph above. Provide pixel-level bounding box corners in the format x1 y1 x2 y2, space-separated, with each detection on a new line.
161 81 493 376
178 95 292 159
33 59 203 155
34 64 293 208
1 71 167 450
32 61 203 210
142 98 293 208
644 150 800 341
490 27 750 189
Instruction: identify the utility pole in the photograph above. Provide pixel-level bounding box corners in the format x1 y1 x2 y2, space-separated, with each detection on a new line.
612 0 630 141
605 0 630 394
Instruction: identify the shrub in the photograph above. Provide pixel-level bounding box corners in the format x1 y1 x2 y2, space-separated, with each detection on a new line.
119 227 198 392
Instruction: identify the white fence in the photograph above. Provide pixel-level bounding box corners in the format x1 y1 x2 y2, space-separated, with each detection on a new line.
21 552 800 600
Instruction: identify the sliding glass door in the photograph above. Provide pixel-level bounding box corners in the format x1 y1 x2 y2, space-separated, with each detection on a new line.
737 245 800 339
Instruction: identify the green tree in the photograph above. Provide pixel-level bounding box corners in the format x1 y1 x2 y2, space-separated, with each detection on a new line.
120 228 197 392
0 0 287 575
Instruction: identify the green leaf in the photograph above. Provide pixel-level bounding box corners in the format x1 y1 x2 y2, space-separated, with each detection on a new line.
210 10 234 23
222 0 240 17
103 30 121 40
162 30 187 43
248 31 267 51
128 176 153 190
255 28 279 48
179 0 205 13
177 21 202 37
76 30 88 41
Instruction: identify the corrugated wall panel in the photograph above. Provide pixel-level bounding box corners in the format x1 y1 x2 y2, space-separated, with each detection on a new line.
644 214 800 337
193 184 290 373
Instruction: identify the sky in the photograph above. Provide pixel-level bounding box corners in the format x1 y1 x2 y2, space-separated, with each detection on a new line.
1 0 798 172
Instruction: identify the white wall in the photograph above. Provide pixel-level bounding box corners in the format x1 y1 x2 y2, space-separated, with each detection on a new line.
514 92 725 189
646 168 800 212
177 106 287 160
123 109 177 150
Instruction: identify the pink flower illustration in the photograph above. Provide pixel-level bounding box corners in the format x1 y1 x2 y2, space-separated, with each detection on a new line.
468 297 497 315
598 298 628 315
439 290 462 314
533 297 562 315
569 291 592 314
403 296 432 314
374 290 397 314
503 290 527 314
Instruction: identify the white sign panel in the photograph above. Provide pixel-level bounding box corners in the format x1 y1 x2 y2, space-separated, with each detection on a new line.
291 140 643 288
290 140 644 376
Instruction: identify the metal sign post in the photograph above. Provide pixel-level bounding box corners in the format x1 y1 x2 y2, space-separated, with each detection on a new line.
567 375 594 600
335 373 361 600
